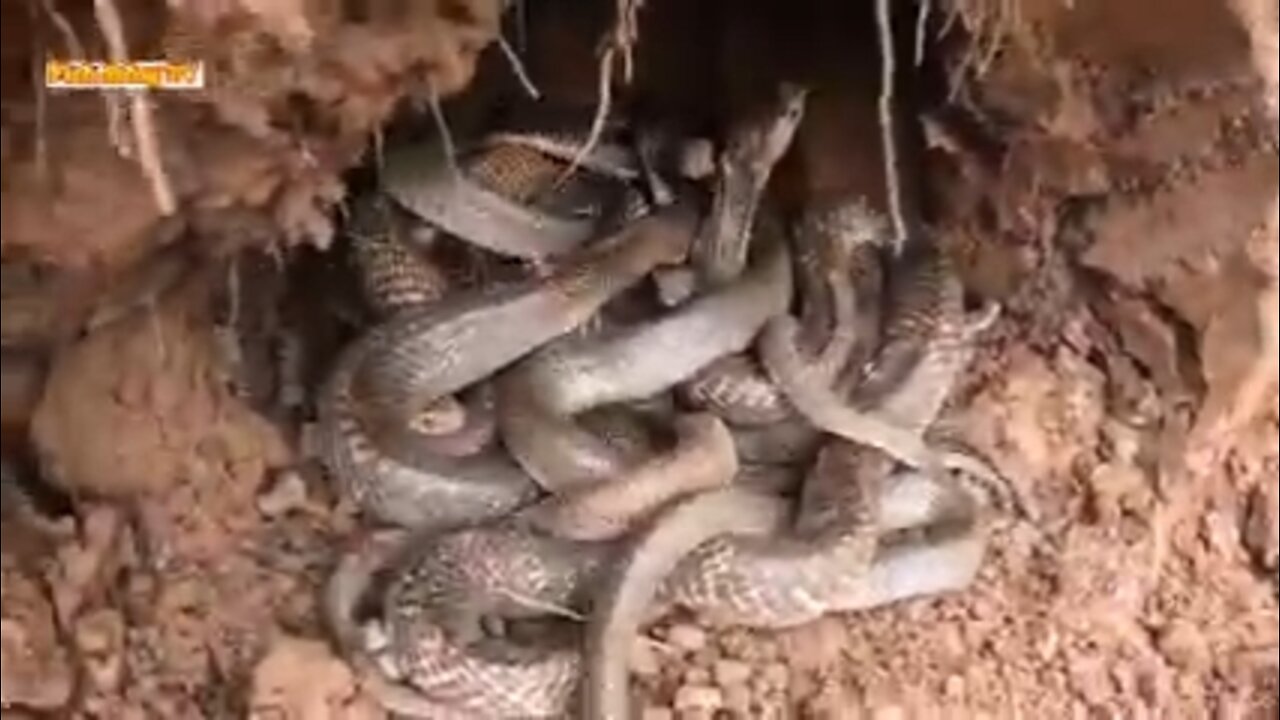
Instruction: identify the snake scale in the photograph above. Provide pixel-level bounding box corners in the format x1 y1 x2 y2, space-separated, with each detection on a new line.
319 90 1011 719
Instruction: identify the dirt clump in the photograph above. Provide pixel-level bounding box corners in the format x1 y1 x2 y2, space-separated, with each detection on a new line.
1 0 1278 717
248 636 381 720
1 554 74 712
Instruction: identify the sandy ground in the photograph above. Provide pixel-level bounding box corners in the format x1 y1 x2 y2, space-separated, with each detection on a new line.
1 0 1277 717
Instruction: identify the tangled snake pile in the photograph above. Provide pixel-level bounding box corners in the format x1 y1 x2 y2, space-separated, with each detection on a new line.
318 84 1017 719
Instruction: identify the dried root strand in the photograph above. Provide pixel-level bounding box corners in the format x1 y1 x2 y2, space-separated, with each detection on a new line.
424 79 461 179
876 0 909 253
29 0 50 185
556 0 645 186
93 0 177 215
497 33 541 100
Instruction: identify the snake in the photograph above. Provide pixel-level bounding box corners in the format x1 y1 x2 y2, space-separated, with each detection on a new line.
680 199 889 428
583 227 1004 719
318 201 699 529
380 117 645 262
356 212 998 719
693 83 809 286
496 231 793 493
320 86 1007 718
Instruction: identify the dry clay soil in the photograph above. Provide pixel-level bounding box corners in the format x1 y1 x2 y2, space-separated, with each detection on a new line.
1 0 1278 718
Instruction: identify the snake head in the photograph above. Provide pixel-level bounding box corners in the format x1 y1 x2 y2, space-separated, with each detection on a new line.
729 82 809 175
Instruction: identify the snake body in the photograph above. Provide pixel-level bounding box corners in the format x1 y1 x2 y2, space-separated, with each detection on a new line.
346 205 696 431
694 84 809 286
382 129 642 261
497 235 793 492
322 88 1007 719
583 235 1001 719
680 200 888 428
320 204 699 528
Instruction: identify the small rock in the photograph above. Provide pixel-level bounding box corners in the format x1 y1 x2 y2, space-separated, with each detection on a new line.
74 608 126 693
716 629 755 659
257 469 310 518
871 705 907 720
722 683 753 715
684 667 712 686
1157 621 1210 672
692 646 720 670
673 685 725 712
1244 483 1279 571
778 617 847 674
1 562 74 711
749 675 772 697
632 637 662 678
249 636 376 720
654 268 698 307
667 624 709 653
712 659 753 688
789 671 819 705
761 662 791 690
1067 654 1113 706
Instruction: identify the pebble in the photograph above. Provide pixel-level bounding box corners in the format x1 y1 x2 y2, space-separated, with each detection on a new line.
778 617 848 674
789 671 819 704
673 685 725 712
1157 621 1210 672
632 637 662 678
872 705 907 720
691 647 721 672
667 624 709 653
749 675 772 697
74 609 125 693
944 675 967 700
684 667 712 686
713 659 753 687
717 629 755 659
256 469 309 518
722 683 753 715
761 662 791 690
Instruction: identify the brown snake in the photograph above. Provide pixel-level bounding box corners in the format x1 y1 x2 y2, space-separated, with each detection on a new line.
321 93 1010 718
319 201 699 528
496 233 793 494
583 225 1004 719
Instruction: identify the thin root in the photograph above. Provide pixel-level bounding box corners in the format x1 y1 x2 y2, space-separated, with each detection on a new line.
93 0 176 214
372 125 386 175
555 45 617 187
29 0 50 185
425 80 461 180
497 33 541 100
555 0 643 186
40 0 126 170
876 0 909 253
40 0 86 56
915 0 933 67
129 93 176 214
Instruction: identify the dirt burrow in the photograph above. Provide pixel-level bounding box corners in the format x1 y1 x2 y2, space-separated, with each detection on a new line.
2 0 1278 718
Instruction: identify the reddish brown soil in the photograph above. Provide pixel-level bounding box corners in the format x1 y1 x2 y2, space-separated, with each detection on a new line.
1 0 1276 718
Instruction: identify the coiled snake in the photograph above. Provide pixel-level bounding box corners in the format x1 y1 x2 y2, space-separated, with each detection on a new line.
319 94 1012 719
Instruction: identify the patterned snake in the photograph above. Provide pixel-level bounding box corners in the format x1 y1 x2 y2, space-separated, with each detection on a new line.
319 94 1008 719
